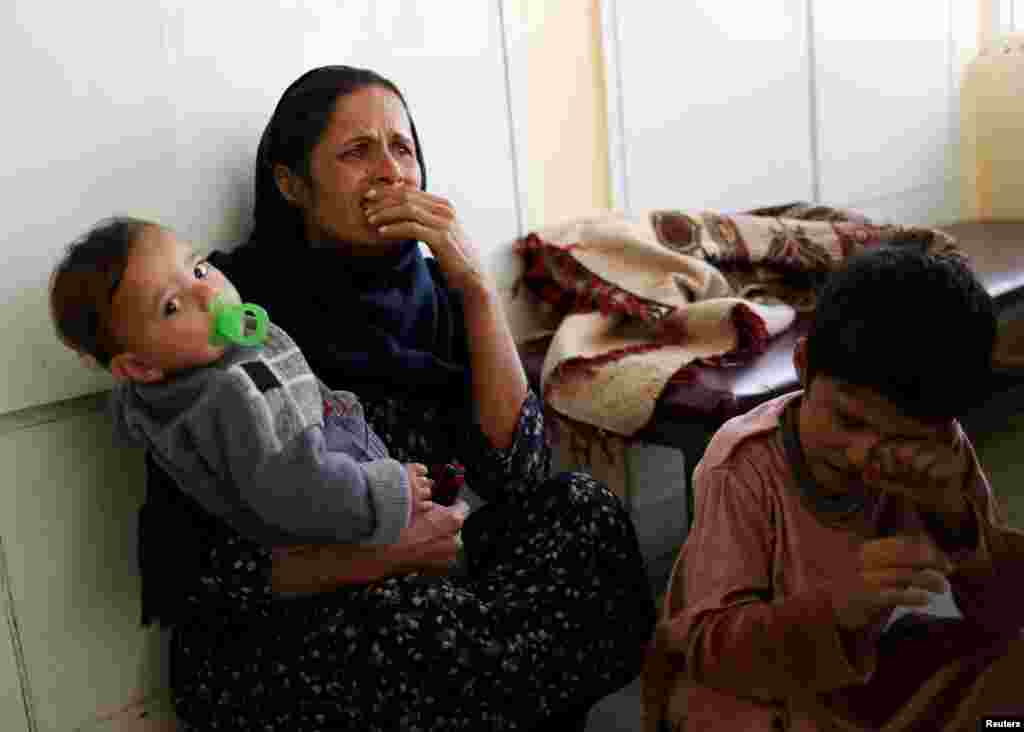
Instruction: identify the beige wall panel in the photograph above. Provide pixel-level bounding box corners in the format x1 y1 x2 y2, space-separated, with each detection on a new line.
0 405 151 731
0 540 29 731
521 0 611 229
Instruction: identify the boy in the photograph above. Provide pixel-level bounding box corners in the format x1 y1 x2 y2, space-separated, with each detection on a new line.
50 216 445 551
643 247 1024 730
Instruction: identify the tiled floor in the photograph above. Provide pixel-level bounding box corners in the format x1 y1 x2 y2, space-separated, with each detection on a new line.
583 444 686 732
586 677 644 732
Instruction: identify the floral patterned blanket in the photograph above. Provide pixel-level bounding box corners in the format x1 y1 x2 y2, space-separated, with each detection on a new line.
515 203 960 437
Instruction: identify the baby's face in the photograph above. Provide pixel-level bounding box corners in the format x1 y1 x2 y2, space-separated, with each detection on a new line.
110 226 238 381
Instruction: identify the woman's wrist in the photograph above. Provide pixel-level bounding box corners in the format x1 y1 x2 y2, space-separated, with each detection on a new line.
270 543 406 595
455 269 496 307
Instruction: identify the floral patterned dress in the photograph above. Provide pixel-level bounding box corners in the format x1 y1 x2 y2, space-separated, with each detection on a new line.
169 390 656 731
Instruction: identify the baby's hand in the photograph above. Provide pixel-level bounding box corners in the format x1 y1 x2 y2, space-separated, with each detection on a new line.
405 463 434 515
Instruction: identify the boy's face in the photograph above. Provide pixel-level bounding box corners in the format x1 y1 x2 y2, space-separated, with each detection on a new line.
109 226 239 382
793 337 950 496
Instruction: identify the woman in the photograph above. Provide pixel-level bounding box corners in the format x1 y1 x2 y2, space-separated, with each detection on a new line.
140 65 655 731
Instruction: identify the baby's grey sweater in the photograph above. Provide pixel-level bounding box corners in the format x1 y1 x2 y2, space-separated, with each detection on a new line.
110 324 410 547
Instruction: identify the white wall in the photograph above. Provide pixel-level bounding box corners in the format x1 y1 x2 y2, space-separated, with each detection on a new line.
604 0 974 226
2 0 522 416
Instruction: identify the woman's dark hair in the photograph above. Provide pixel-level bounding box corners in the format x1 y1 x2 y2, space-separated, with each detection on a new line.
806 246 996 421
248 65 426 248
50 216 155 367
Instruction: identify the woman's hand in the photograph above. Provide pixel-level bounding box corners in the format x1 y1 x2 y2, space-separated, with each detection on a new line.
269 499 470 594
397 499 470 575
362 187 488 294
364 185 529 450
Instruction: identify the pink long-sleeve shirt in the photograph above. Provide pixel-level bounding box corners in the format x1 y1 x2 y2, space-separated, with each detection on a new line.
644 392 1024 732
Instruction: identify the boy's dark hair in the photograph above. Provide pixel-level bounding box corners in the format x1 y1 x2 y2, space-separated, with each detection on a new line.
806 246 996 421
50 217 154 367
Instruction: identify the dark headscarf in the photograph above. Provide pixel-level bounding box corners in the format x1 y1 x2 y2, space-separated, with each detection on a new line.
215 65 469 400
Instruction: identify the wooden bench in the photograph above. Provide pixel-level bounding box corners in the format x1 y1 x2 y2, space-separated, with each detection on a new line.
521 221 1024 526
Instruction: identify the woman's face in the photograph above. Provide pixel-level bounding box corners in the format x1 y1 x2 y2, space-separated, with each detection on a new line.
281 85 422 254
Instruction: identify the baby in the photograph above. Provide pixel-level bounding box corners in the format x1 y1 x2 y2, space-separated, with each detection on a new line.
50 216 453 550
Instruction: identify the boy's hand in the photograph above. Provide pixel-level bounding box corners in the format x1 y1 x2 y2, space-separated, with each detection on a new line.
405 463 434 516
862 425 971 523
834 535 953 630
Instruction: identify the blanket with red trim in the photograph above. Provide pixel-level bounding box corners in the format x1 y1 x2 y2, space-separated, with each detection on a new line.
515 203 959 436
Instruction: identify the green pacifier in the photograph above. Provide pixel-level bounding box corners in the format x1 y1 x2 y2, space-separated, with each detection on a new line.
209 296 270 347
